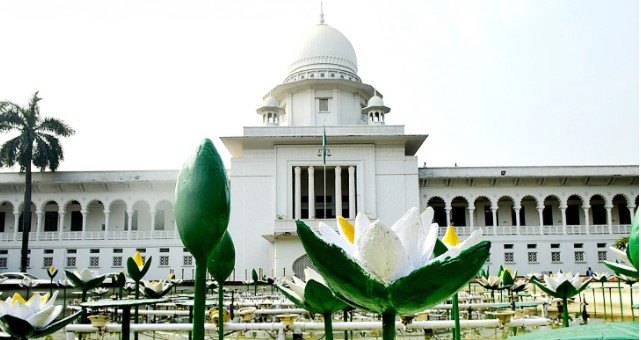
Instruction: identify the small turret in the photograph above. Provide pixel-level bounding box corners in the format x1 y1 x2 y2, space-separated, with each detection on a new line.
362 93 390 125
257 96 284 126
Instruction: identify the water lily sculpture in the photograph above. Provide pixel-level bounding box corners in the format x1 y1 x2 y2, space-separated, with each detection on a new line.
604 212 639 280
140 280 173 299
18 276 39 298
126 251 152 328
47 266 58 296
65 268 106 323
591 272 611 320
531 271 590 327
0 291 81 339
296 207 490 340
276 267 348 340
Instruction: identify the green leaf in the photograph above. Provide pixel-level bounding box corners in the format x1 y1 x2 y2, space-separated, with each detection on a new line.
207 231 236 283
303 280 348 314
127 257 143 282
175 139 230 261
390 241 491 315
628 211 639 271
433 238 448 257
64 270 84 288
0 314 35 338
32 311 81 338
530 278 558 297
274 283 306 309
604 261 639 279
296 220 389 313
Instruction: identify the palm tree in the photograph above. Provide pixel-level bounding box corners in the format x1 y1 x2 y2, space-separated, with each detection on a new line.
0 91 74 272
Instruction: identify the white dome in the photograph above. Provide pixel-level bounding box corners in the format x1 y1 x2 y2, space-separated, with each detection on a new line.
263 96 279 108
285 23 359 82
367 95 384 107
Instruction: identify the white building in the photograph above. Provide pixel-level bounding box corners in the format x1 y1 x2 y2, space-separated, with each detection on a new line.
0 17 637 281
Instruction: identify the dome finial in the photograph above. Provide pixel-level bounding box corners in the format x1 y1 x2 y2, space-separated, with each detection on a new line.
320 0 325 24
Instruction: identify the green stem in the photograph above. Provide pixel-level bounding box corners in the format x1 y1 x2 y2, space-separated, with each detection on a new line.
192 260 208 340
452 294 460 340
630 285 636 322
601 283 606 321
381 311 396 340
617 279 624 321
323 312 334 340
562 297 569 328
592 288 597 316
218 283 224 340
134 281 140 340
608 287 614 321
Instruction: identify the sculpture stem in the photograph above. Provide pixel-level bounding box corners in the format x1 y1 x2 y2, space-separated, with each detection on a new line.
601 282 606 320
381 311 396 340
562 297 569 327
192 259 208 340
452 294 461 340
617 279 624 321
323 312 334 340
218 283 225 340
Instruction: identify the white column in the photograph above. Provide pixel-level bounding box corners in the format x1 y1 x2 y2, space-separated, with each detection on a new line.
127 209 134 240
308 167 315 219
605 205 613 234
294 167 302 220
537 206 544 235
583 206 590 235
35 210 43 241
560 206 567 235
150 209 156 232
514 207 521 227
13 212 20 241
628 206 636 224
491 207 498 235
58 212 65 241
103 210 110 240
335 166 342 217
467 208 475 228
81 210 88 239
445 204 451 225
348 166 356 218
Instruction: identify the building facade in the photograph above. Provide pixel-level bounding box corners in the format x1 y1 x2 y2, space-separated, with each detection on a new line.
0 18 638 280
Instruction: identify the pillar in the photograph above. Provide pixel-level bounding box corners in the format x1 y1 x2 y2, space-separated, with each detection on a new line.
103 210 110 240
605 205 613 234
514 206 521 236
491 207 498 235
150 209 156 232
335 166 342 217
35 210 43 240
81 210 88 239
348 166 356 219
537 206 544 235
13 212 20 241
560 206 567 235
467 208 475 228
58 212 65 241
308 167 315 219
294 167 301 220
127 209 134 239
583 206 590 235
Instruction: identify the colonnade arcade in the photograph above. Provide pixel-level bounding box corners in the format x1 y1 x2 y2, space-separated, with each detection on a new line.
427 193 638 230
292 165 357 220
0 198 176 241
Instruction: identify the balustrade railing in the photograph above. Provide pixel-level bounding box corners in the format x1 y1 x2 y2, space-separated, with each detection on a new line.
61 231 83 240
39 232 59 241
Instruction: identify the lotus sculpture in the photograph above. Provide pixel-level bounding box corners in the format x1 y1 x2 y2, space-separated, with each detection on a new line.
296 207 490 340
0 291 80 339
531 271 590 327
276 267 348 340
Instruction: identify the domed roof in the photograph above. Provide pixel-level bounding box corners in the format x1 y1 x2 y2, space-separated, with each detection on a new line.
367 95 384 107
285 23 359 82
263 96 279 108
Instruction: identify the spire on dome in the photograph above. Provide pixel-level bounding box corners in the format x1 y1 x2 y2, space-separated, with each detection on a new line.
320 0 325 24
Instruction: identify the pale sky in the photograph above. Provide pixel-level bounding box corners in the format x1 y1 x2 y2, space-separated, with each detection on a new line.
0 0 638 172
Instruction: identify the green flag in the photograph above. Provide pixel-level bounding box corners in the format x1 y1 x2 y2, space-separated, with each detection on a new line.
322 126 328 165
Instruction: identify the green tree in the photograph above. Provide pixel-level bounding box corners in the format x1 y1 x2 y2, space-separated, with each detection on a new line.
0 92 74 272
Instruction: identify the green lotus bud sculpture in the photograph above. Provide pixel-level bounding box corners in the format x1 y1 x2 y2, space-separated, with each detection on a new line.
0 291 81 340
175 138 230 340
207 231 235 340
531 271 591 327
276 267 348 340
296 207 490 340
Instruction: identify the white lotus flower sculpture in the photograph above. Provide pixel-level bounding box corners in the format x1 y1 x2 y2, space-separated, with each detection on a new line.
296 207 491 340
0 291 80 339
531 271 590 327
141 280 174 299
